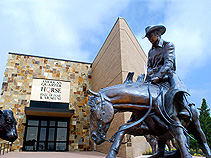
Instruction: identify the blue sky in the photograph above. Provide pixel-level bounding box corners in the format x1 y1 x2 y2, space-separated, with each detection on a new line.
0 0 211 109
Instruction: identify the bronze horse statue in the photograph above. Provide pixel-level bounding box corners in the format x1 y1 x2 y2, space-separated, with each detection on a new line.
0 109 18 142
88 73 211 158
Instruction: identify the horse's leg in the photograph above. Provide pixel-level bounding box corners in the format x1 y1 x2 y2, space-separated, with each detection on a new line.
187 105 211 158
166 140 171 152
106 125 127 158
168 117 192 158
171 138 177 149
149 138 166 158
144 134 157 154
144 115 168 158
151 138 157 154
163 149 181 158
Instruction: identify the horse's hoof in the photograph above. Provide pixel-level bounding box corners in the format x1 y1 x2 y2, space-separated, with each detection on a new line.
106 150 117 158
149 152 164 158
163 150 180 158
181 153 192 158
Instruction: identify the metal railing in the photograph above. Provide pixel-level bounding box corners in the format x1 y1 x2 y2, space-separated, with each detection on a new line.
0 142 13 156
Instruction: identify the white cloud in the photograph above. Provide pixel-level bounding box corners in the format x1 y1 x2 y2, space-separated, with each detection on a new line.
137 0 211 78
0 0 130 58
189 88 211 108
164 0 211 78
1 0 210 91
0 0 131 89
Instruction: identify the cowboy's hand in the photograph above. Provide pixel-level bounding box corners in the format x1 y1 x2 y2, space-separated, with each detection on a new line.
151 76 160 83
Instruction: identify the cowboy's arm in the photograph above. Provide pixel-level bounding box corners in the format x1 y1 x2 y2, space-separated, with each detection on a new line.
155 42 175 79
147 50 153 75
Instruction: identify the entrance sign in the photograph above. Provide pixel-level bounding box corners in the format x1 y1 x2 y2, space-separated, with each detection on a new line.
31 79 70 103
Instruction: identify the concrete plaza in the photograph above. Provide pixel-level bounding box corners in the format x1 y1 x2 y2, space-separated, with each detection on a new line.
2 151 205 158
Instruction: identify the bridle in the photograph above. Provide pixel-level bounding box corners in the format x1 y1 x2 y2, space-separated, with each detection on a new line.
97 92 106 137
96 92 132 144
95 83 153 144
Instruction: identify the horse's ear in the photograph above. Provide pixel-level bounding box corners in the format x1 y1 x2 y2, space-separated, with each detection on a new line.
124 72 134 84
87 89 100 96
88 96 95 108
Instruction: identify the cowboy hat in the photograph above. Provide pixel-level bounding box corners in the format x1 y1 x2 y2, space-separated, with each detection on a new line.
142 25 166 39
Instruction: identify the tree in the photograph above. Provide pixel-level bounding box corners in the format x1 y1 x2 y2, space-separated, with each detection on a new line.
198 98 211 148
190 98 211 151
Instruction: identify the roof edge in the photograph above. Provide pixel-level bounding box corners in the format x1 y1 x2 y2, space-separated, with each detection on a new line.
120 18 147 59
92 17 122 64
8 52 92 65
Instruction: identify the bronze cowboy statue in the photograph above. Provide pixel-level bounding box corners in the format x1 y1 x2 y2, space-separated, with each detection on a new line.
88 25 211 158
143 25 190 119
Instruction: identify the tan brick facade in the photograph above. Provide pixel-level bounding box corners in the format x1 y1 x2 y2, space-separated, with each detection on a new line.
92 18 150 158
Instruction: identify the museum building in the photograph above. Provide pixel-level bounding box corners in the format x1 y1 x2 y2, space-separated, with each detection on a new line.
0 18 150 157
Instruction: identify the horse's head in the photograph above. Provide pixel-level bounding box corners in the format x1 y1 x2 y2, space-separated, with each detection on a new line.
0 110 18 142
88 89 114 145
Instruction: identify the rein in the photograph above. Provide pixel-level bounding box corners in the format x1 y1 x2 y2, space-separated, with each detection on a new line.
97 82 194 144
97 92 133 144
117 82 153 132
97 92 106 137
156 87 195 140
100 82 153 144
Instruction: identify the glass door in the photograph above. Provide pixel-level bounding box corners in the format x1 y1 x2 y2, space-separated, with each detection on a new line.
47 121 56 151
24 120 39 151
56 121 68 150
23 117 69 151
37 120 47 151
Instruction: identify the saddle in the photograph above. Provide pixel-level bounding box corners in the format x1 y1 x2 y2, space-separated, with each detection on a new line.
126 72 191 123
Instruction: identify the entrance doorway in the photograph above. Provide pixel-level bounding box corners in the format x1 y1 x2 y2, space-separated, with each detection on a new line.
23 116 69 151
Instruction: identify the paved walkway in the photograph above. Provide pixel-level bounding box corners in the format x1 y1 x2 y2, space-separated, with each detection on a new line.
2 152 205 158
3 151 107 158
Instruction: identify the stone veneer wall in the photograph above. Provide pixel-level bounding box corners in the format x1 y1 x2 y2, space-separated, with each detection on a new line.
0 53 92 151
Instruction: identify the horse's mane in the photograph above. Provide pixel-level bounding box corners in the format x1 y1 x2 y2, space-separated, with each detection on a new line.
99 72 146 92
